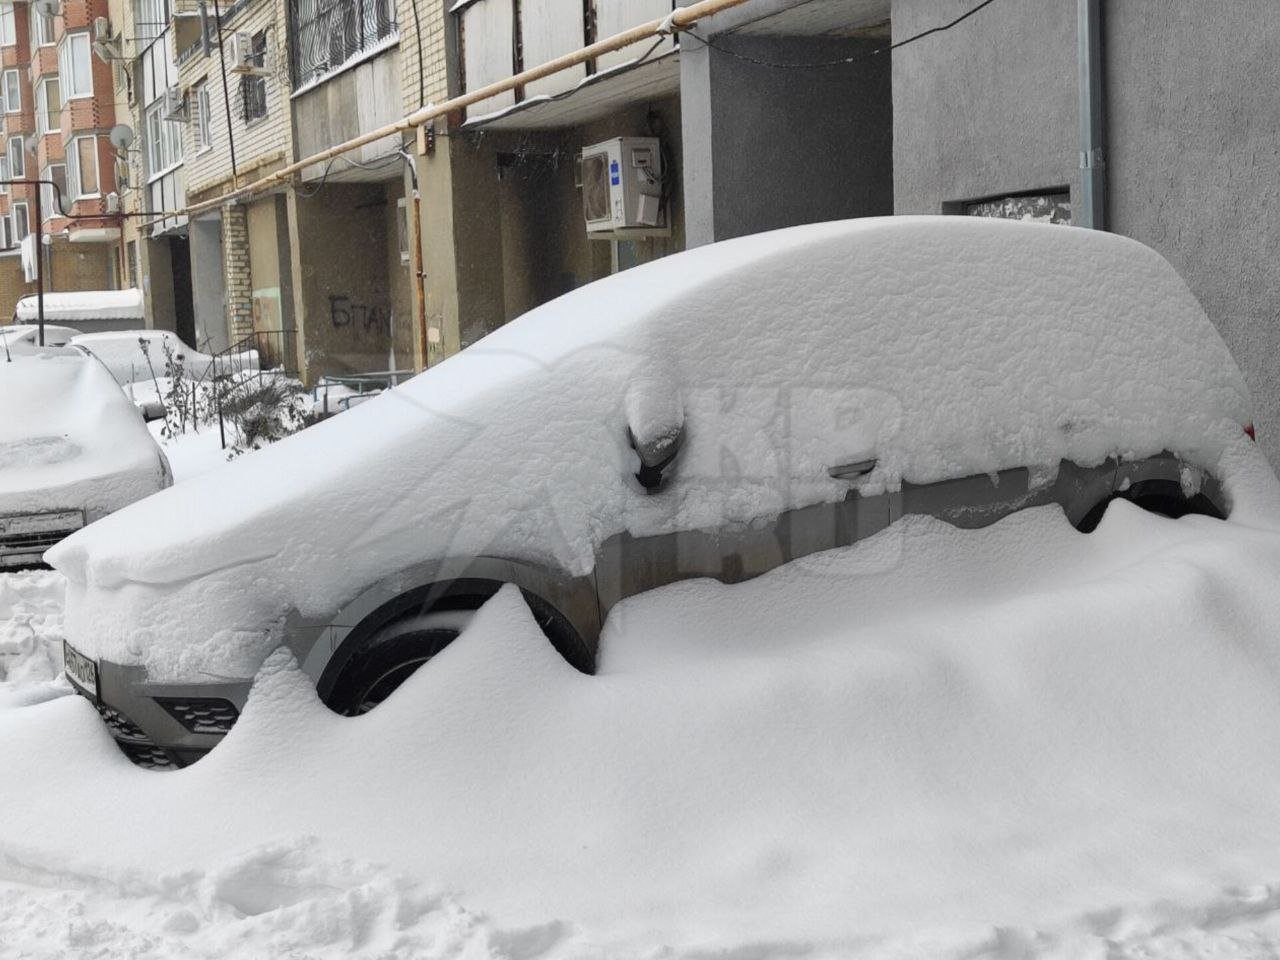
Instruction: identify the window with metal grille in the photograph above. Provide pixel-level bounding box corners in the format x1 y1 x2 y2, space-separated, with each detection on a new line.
289 0 397 89
239 31 268 123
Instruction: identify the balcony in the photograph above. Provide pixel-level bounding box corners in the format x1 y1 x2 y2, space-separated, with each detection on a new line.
289 0 397 92
451 0 676 125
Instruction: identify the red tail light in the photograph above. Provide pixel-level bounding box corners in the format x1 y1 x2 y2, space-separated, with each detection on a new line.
1245 423 1257 441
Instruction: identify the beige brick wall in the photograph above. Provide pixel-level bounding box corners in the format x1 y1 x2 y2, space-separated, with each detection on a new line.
178 0 292 201
222 203 252 340
397 0 448 116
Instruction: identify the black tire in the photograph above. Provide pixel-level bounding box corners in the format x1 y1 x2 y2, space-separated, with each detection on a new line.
323 608 473 716
317 579 591 716
1076 478 1225 533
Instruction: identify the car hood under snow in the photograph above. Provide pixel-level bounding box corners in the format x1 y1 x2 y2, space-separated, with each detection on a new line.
0 353 166 520
48 216 1252 677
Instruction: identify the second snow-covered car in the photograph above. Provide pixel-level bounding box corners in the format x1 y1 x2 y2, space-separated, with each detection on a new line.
51 217 1253 766
0 352 172 569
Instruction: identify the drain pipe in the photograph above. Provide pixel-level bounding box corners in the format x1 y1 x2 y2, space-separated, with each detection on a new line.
1077 0 1106 229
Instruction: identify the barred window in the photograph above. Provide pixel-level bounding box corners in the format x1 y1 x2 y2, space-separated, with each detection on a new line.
239 31 268 123
289 0 396 89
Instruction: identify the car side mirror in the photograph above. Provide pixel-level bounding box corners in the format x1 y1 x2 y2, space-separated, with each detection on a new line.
626 378 683 493
138 399 167 423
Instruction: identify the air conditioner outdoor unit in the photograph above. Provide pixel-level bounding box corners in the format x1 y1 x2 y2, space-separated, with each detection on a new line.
227 32 266 75
92 16 110 42
579 136 666 237
162 86 186 121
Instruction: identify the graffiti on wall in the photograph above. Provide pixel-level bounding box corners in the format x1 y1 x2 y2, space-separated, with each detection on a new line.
329 295 392 336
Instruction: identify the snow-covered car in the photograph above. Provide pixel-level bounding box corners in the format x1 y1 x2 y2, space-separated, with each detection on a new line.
0 324 81 354
0 353 172 570
69 329 259 385
51 217 1255 768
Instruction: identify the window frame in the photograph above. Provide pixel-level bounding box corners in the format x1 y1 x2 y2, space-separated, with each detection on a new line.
58 33 95 103
31 8 54 46
0 4 14 48
11 200 28 242
40 163 66 219
192 79 211 152
66 135 100 200
238 31 268 125
7 134 24 179
34 76 59 135
3 68 19 114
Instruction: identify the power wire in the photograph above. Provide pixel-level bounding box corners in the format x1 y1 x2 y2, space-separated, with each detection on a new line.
684 0 999 69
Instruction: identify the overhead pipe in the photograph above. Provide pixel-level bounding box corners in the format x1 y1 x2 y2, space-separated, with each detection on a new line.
1077 0 1106 229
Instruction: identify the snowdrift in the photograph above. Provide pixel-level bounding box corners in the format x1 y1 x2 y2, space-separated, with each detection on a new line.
6 442 1280 957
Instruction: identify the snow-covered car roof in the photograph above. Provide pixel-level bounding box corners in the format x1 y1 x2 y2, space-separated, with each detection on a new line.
14 288 144 323
0 324 83 351
49 217 1251 674
0 353 168 518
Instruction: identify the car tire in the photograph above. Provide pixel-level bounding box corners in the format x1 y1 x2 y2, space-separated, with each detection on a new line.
1076 478 1225 533
322 608 473 716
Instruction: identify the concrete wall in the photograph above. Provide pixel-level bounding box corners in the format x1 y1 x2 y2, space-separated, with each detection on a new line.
1105 1 1280 468
438 96 682 352
892 0 1078 214
190 216 227 353
682 33 894 246
287 181 399 381
891 0 1280 468
179 0 292 201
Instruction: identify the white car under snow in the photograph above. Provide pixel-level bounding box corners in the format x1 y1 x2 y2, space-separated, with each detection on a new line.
70 329 259 385
0 352 171 569
48 216 1260 768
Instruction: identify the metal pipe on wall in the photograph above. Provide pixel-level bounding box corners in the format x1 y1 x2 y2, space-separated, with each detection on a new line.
1077 0 1106 230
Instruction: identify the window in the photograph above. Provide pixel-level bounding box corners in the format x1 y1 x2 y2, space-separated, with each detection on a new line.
0 155 8 194
58 34 94 102
191 80 211 150
31 8 53 46
11 201 28 242
7 135 23 178
40 164 66 217
145 100 181 176
0 216 11 250
134 0 169 46
34 77 58 135
66 136 99 198
0 4 14 47
238 32 267 123
3 69 18 114
290 0 396 88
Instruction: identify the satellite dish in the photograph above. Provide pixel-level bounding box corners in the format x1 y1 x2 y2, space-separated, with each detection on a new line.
31 0 60 18
108 124 134 151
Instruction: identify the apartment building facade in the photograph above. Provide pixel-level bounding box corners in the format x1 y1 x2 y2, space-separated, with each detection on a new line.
0 0 124 319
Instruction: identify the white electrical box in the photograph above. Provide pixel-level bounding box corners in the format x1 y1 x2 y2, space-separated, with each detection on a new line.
579 136 666 237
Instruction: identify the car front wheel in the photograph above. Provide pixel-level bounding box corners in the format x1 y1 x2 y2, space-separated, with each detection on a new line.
321 608 473 716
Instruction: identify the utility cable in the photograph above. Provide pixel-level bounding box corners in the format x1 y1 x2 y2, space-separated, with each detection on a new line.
684 0 999 69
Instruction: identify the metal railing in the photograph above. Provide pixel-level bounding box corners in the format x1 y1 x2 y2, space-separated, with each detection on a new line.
206 329 300 448
289 0 397 89
312 369 414 415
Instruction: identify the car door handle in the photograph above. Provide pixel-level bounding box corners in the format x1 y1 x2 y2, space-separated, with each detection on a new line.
828 458 877 480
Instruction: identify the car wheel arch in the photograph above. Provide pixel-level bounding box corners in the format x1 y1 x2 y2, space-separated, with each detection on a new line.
287 557 601 708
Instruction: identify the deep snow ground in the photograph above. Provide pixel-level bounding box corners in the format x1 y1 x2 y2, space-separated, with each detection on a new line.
6 485 1280 956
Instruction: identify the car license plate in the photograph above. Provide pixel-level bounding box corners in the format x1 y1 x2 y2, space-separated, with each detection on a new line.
63 642 98 699
0 510 83 536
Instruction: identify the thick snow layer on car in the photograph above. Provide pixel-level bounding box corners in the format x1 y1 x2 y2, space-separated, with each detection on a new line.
0 353 168 520
48 217 1251 677
5 440 1280 957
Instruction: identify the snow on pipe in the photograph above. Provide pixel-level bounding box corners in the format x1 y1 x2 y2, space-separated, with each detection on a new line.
184 0 751 218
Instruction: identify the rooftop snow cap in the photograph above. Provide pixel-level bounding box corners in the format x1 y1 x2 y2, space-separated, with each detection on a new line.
48 217 1250 665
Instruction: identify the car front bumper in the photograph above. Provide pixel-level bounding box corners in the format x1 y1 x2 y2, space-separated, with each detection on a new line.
69 655 252 769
